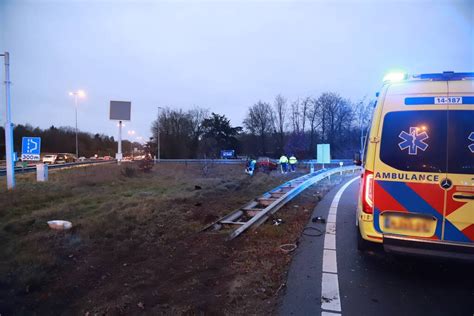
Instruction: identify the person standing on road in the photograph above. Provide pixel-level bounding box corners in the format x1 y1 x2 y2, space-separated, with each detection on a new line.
279 154 289 174
289 155 297 172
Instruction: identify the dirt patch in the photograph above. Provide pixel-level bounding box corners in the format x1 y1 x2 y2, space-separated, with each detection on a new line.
0 163 352 315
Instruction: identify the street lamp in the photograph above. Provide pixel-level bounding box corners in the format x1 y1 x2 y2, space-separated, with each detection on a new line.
1 52 14 189
68 90 86 158
157 107 163 162
127 130 135 158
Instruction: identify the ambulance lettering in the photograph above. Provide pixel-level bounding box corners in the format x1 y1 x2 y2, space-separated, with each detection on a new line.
374 172 439 182
398 127 429 155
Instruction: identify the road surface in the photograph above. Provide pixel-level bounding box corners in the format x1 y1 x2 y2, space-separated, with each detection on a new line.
280 177 474 316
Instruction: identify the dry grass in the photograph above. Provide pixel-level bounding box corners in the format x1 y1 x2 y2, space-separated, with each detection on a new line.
0 162 350 315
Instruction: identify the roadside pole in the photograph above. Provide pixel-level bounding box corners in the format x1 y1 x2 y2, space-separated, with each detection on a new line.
118 120 122 163
157 106 162 163
109 101 131 163
74 94 78 159
2 52 15 189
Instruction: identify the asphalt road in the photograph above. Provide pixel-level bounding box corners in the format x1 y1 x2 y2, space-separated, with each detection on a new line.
280 177 474 316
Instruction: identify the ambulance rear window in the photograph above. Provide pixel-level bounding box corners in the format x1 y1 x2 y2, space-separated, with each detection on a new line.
380 110 447 173
447 110 474 175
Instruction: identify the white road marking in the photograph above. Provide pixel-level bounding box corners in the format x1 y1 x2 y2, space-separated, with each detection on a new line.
326 222 336 234
320 177 359 316
324 233 336 250
327 214 337 223
321 272 341 312
322 249 338 273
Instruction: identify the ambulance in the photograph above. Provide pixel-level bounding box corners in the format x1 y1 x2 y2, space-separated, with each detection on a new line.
356 71 474 260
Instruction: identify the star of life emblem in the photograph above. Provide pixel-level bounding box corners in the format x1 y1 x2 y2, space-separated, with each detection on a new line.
469 132 474 153
398 127 429 155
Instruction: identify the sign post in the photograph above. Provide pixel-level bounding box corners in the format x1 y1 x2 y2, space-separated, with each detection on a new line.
2 52 14 189
110 101 131 162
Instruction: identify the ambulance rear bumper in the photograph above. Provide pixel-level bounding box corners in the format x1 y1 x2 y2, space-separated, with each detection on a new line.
383 234 474 261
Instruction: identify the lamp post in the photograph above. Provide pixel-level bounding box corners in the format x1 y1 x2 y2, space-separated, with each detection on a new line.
68 90 85 158
127 130 135 158
157 107 163 162
1 52 14 189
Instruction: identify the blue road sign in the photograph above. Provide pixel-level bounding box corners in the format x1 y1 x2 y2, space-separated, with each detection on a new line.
21 137 41 161
221 150 235 158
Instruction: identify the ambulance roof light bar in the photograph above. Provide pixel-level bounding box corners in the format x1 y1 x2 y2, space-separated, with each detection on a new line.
383 71 474 83
413 71 474 81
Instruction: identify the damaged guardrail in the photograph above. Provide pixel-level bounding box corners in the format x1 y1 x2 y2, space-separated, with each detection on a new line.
203 165 361 240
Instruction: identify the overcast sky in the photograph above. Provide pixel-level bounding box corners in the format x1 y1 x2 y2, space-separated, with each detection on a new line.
1 0 473 142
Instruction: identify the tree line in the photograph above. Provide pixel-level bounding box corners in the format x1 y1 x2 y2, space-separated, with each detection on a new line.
149 92 374 159
0 125 141 159
0 92 373 160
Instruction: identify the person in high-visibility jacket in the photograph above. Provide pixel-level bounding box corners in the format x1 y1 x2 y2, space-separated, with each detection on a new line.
245 158 257 176
279 155 289 173
289 155 298 172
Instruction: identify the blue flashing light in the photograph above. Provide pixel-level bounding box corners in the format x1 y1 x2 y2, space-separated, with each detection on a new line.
413 71 474 81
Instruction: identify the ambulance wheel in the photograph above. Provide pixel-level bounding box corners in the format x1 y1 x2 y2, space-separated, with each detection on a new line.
357 226 370 251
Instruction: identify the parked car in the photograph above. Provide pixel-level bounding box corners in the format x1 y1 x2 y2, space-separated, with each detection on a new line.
42 153 76 164
42 154 57 164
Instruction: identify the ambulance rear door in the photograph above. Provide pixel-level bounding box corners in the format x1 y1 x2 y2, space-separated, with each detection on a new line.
372 80 448 240
443 80 474 244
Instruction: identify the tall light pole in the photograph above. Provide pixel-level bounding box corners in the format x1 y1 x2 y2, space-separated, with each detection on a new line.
1 52 14 189
127 130 135 158
157 107 163 162
69 90 85 158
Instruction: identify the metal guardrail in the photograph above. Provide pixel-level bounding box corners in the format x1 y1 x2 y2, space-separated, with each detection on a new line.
154 159 246 164
204 165 361 240
0 160 116 176
154 158 354 165
0 158 355 176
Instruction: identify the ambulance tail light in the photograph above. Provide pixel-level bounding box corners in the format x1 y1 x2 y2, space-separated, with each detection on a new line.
361 170 374 214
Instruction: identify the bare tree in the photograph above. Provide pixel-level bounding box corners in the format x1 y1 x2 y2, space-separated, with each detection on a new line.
151 107 195 158
244 101 274 156
316 92 343 143
273 94 287 154
189 107 209 157
290 98 300 134
300 97 311 133
353 98 375 156
306 97 320 152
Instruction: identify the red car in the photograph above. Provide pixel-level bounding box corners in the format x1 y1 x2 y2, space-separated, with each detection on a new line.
256 157 278 172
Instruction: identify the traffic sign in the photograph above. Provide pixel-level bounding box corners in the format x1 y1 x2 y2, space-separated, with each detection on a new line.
21 137 41 161
317 144 330 164
221 150 235 159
